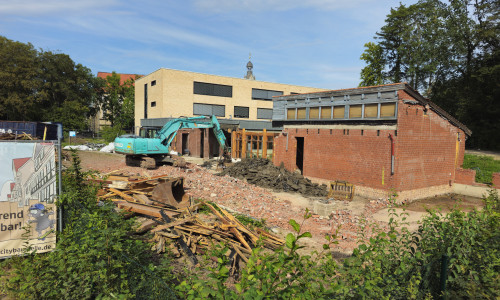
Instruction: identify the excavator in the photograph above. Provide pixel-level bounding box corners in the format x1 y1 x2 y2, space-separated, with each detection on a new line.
114 115 227 169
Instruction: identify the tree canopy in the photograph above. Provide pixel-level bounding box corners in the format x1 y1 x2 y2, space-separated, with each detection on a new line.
98 72 136 131
0 36 104 130
360 0 499 149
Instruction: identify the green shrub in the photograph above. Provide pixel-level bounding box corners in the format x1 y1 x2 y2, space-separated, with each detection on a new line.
1 151 177 299
101 126 126 143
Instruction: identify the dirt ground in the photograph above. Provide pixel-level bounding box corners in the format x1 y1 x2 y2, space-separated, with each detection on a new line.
66 150 484 254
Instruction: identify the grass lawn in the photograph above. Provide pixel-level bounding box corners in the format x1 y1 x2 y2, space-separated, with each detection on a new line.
462 154 500 184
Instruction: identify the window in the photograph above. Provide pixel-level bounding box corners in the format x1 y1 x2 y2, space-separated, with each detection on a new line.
151 80 156 86
252 88 283 101
349 105 362 118
193 103 225 117
291 92 299 95
364 104 378 118
234 106 249 118
151 101 156 107
333 106 345 119
257 108 273 119
380 103 396 117
194 81 232 97
297 108 307 120
320 106 332 119
287 108 295 120
309 107 320 119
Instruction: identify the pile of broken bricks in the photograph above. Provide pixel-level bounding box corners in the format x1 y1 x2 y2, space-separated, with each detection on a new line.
95 173 284 268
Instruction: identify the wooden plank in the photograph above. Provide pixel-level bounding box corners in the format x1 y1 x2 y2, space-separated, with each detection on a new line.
132 194 153 205
117 202 179 218
109 188 135 202
136 219 158 233
159 210 198 265
150 216 195 233
203 202 252 251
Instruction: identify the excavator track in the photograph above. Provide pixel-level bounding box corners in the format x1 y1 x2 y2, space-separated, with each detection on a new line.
125 155 157 169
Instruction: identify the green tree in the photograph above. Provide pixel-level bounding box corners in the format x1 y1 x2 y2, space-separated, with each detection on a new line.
37 51 103 130
0 36 40 120
99 72 136 131
0 36 103 130
360 0 500 150
359 42 385 86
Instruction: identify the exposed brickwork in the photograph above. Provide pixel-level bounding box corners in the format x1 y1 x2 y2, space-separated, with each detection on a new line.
455 168 476 185
172 128 220 158
273 88 468 200
492 173 500 188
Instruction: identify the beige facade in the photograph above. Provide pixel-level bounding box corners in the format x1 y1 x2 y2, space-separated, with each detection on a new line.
134 68 325 129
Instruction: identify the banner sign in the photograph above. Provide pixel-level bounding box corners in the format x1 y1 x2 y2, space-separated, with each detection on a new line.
0 142 57 257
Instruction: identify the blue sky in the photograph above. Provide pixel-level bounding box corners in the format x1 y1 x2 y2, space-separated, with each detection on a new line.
0 0 416 89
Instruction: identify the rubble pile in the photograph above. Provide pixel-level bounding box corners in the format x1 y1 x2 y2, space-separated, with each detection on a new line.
218 158 328 197
97 173 284 268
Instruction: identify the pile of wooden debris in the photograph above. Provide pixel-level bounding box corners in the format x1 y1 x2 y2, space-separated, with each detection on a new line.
0 132 35 140
97 173 284 268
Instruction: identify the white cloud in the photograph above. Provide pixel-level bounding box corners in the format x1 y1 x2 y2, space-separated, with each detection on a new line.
0 0 118 16
192 0 374 13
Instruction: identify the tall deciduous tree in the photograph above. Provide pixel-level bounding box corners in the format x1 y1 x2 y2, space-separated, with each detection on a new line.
99 72 135 130
0 36 40 120
360 0 500 149
359 42 385 86
0 36 103 130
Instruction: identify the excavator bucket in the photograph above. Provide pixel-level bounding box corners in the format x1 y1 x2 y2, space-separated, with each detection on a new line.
151 177 190 209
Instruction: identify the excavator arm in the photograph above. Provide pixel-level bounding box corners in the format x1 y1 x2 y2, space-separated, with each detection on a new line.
157 115 226 151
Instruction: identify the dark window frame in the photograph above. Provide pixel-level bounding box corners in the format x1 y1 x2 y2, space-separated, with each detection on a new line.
234 106 249 118
193 103 226 117
257 108 273 119
252 88 283 101
194 81 233 97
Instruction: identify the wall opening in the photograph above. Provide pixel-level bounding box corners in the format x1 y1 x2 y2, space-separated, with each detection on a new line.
182 133 189 155
200 130 205 158
296 137 304 175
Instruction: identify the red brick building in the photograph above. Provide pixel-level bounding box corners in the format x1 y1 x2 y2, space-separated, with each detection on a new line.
272 83 472 201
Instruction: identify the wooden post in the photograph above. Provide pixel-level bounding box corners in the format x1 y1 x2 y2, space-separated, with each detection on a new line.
262 129 268 159
241 128 247 159
231 129 236 158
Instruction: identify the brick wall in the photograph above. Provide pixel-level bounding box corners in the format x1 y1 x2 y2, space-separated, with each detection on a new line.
172 128 221 158
395 90 466 191
274 127 396 190
492 173 500 188
454 168 476 185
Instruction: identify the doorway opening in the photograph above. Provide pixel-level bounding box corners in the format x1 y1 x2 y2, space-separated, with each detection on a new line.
182 133 189 155
296 137 304 174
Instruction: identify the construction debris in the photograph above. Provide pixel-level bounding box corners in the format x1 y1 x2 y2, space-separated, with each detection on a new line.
97 173 285 269
0 132 35 140
218 158 328 197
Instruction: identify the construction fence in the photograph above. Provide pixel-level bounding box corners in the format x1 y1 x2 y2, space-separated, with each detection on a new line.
230 129 279 159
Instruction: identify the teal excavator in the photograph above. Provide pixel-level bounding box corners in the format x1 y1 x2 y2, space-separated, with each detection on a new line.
114 115 227 169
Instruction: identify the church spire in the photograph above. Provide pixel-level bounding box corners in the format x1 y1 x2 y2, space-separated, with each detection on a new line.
244 53 255 80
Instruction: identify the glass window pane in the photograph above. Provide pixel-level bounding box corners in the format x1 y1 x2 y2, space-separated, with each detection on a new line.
349 105 362 118
297 108 306 119
333 106 345 119
320 106 332 119
309 107 319 119
380 103 396 117
287 108 295 120
364 104 378 118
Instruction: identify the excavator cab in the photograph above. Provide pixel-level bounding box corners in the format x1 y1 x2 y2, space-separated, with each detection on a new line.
138 127 160 138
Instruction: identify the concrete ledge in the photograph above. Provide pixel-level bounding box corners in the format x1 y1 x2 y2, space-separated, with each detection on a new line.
452 183 498 198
